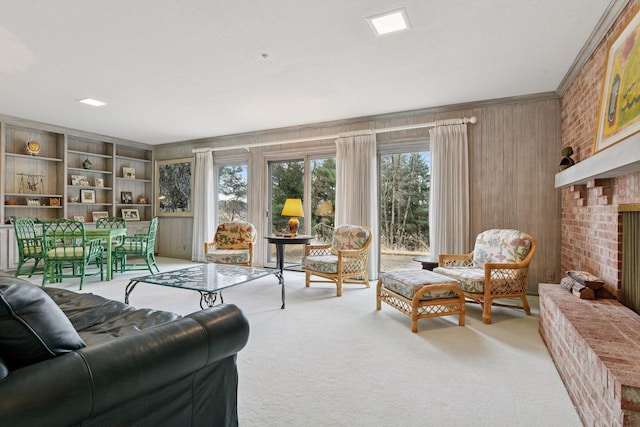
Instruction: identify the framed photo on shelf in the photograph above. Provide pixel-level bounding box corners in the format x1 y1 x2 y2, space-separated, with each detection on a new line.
121 191 133 204
71 175 90 186
156 158 193 217
594 8 640 153
121 208 140 221
80 189 95 203
123 167 136 179
72 215 85 223
94 178 104 188
92 211 109 222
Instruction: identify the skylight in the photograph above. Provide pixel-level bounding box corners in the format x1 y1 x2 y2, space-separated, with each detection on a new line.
367 8 410 36
78 98 106 107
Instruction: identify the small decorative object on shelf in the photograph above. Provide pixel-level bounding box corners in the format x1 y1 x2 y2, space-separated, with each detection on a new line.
27 199 40 207
69 195 79 203
121 191 133 204
5 200 17 206
137 195 148 204
121 208 140 221
73 215 85 223
94 178 104 187
123 167 135 179
24 140 41 156
49 198 60 206
81 189 96 203
92 211 109 222
558 146 576 172
83 159 92 169
71 175 90 186
18 173 44 194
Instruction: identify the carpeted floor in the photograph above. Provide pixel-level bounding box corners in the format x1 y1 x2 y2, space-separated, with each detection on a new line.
23 258 582 427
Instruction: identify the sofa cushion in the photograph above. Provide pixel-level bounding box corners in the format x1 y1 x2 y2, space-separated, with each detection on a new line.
0 278 86 370
433 266 486 293
330 224 370 255
205 250 251 265
380 270 460 300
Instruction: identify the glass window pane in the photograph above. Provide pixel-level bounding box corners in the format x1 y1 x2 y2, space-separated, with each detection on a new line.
310 158 335 245
379 151 431 272
217 165 248 223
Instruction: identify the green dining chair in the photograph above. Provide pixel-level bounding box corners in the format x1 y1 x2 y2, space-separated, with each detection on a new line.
13 217 45 278
113 217 159 274
41 218 104 290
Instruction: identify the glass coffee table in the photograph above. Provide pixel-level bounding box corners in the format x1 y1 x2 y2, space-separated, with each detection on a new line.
125 263 285 309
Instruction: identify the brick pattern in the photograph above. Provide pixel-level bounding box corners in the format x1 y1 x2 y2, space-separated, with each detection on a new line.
561 0 640 296
539 284 640 426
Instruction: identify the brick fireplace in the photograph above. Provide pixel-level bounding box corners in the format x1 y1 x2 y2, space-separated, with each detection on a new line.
541 2 640 426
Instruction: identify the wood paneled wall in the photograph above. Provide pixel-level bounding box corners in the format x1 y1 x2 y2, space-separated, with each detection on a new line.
155 93 561 293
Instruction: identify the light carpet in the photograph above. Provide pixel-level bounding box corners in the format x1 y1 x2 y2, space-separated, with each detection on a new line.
23 258 582 427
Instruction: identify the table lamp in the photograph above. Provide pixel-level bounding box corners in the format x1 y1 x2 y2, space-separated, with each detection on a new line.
281 198 304 235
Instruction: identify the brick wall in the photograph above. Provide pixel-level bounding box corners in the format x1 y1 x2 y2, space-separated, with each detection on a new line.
561 0 640 296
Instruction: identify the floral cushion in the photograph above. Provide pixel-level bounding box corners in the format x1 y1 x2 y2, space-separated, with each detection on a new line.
433 267 485 293
215 222 256 250
381 270 460 301
301 255 338 273
472 229 531 267
330 225 370 255
205 250 251 265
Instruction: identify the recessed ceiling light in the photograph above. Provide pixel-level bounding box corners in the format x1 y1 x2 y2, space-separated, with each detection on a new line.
367 8 410 36
78 98 106 107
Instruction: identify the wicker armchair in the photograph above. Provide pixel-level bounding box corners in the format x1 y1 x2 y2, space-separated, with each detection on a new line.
204 222 257 266
301 224 372 297
433 229 536 324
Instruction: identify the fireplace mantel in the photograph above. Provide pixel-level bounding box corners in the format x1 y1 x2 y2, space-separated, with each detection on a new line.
555 133 640 188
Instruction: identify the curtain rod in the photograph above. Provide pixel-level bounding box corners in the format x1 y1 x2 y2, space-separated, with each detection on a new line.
192 116 477 153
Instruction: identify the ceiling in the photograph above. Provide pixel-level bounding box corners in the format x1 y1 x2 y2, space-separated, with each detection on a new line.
0 1 613 145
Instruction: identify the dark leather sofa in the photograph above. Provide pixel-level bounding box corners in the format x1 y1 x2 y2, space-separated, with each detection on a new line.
0 276 250 427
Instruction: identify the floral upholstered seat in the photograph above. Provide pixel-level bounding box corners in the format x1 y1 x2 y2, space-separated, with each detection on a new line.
433 229 536 324
301 224 372 296
204 222 257 266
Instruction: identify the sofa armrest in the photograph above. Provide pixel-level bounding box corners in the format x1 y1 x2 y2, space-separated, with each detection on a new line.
0 303 249 427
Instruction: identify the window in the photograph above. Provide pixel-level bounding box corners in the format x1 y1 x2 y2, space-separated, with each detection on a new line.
217 164 248 223
379 150 430 272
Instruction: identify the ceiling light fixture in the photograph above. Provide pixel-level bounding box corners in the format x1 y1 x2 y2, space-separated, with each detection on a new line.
78 98 106 107
367 8 410 36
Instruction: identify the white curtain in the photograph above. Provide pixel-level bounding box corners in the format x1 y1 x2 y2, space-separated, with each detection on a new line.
191 151 215 262
335 133 379 279
429 123 469 257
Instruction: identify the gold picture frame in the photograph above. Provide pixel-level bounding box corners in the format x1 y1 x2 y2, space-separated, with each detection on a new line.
155 157 193 217
594 9 640 153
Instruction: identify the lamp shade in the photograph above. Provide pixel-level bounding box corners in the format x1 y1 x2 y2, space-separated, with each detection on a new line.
281 198 304 217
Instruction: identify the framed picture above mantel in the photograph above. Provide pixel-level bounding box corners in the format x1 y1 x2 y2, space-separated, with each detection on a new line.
155 158 193 217
594 8 640 154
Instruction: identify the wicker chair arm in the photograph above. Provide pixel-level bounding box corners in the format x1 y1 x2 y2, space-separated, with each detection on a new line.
439 253 474 267
305 243 331 256
204 241 218 253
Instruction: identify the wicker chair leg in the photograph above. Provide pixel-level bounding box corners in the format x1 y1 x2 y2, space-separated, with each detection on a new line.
305 271 311 287
482 297 492 324
375 279 382 310
521 295 531 315
336 277 343 297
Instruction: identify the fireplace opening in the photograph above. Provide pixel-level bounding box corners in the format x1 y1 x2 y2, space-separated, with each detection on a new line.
620 205 640 314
